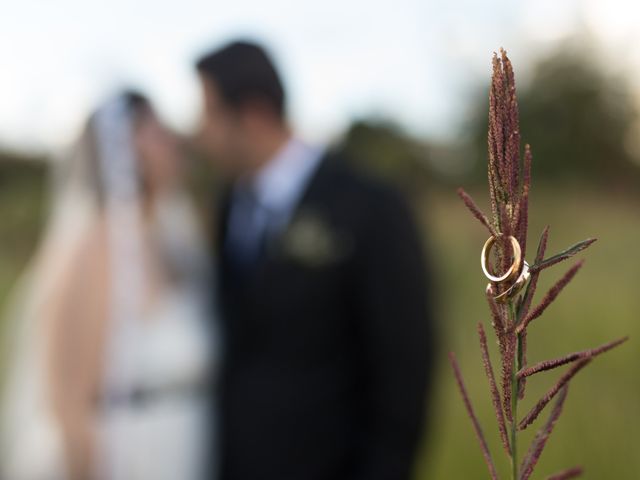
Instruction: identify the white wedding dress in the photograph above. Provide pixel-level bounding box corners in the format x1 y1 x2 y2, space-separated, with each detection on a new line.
96 194 217 480
97 285 215 480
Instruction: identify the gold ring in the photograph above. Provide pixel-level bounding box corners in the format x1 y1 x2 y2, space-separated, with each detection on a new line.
481 235 522 284
491 261 530 303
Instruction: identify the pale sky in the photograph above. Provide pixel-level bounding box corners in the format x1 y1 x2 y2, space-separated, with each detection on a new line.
0 0 639 154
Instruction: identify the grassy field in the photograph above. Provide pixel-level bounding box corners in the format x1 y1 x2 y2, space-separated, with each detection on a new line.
0 173 638 479
415 185 640 479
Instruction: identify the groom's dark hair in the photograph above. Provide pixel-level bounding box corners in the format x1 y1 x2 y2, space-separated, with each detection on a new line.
196 40 286 119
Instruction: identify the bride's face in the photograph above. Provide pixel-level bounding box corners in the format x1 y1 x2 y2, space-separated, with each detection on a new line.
134 109 182 194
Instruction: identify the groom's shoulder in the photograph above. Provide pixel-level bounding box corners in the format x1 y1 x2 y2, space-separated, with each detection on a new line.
316 149 412 214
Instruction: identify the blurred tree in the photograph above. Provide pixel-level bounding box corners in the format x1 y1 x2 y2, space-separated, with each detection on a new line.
0 150 47 305
465 43 640 187
337 119 434 196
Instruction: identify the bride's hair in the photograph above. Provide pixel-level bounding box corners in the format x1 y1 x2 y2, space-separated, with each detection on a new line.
62 90 152 209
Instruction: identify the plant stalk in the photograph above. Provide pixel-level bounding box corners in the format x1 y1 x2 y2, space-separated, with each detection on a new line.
509 300 520 480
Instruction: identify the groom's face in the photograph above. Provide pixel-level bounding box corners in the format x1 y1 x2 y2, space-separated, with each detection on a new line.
199 76 250 176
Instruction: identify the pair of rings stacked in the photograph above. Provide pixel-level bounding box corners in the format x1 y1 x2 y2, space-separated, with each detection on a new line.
481 234 530 303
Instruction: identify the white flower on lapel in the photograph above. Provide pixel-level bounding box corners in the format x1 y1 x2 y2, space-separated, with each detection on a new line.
279 210 350 267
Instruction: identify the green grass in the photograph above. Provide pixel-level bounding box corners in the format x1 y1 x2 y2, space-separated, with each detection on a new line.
415 185 640 479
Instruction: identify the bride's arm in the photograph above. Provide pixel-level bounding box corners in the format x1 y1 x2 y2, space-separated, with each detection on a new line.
45 222 109 480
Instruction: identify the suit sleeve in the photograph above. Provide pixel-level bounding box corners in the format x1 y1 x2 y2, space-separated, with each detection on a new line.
351 188 436 480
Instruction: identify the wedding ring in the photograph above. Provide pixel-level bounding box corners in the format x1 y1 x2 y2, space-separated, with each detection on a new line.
491 261 530 303
481 235 522 284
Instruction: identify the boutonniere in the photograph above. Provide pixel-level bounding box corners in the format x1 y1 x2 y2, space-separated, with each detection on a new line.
278 210 351 268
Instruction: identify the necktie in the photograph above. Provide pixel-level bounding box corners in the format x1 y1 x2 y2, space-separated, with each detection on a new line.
225 185 268 276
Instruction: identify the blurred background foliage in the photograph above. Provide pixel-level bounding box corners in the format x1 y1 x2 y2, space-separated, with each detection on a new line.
338 119 433 195
0 152 46 307
0 41 639 477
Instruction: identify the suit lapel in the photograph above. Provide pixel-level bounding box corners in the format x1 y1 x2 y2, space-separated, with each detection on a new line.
258 152 338 274
218 152 340 292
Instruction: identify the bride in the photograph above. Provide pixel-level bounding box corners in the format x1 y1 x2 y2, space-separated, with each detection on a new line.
1 92 218 480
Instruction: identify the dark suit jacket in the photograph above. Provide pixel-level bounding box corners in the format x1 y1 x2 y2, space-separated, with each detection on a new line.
215 152 435 480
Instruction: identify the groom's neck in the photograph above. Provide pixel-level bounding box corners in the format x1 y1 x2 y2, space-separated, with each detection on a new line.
244 125 291 176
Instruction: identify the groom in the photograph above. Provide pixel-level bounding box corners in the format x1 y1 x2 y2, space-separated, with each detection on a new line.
196 40 435 480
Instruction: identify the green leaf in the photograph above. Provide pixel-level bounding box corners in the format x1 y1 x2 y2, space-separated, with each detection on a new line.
530 238 597 273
